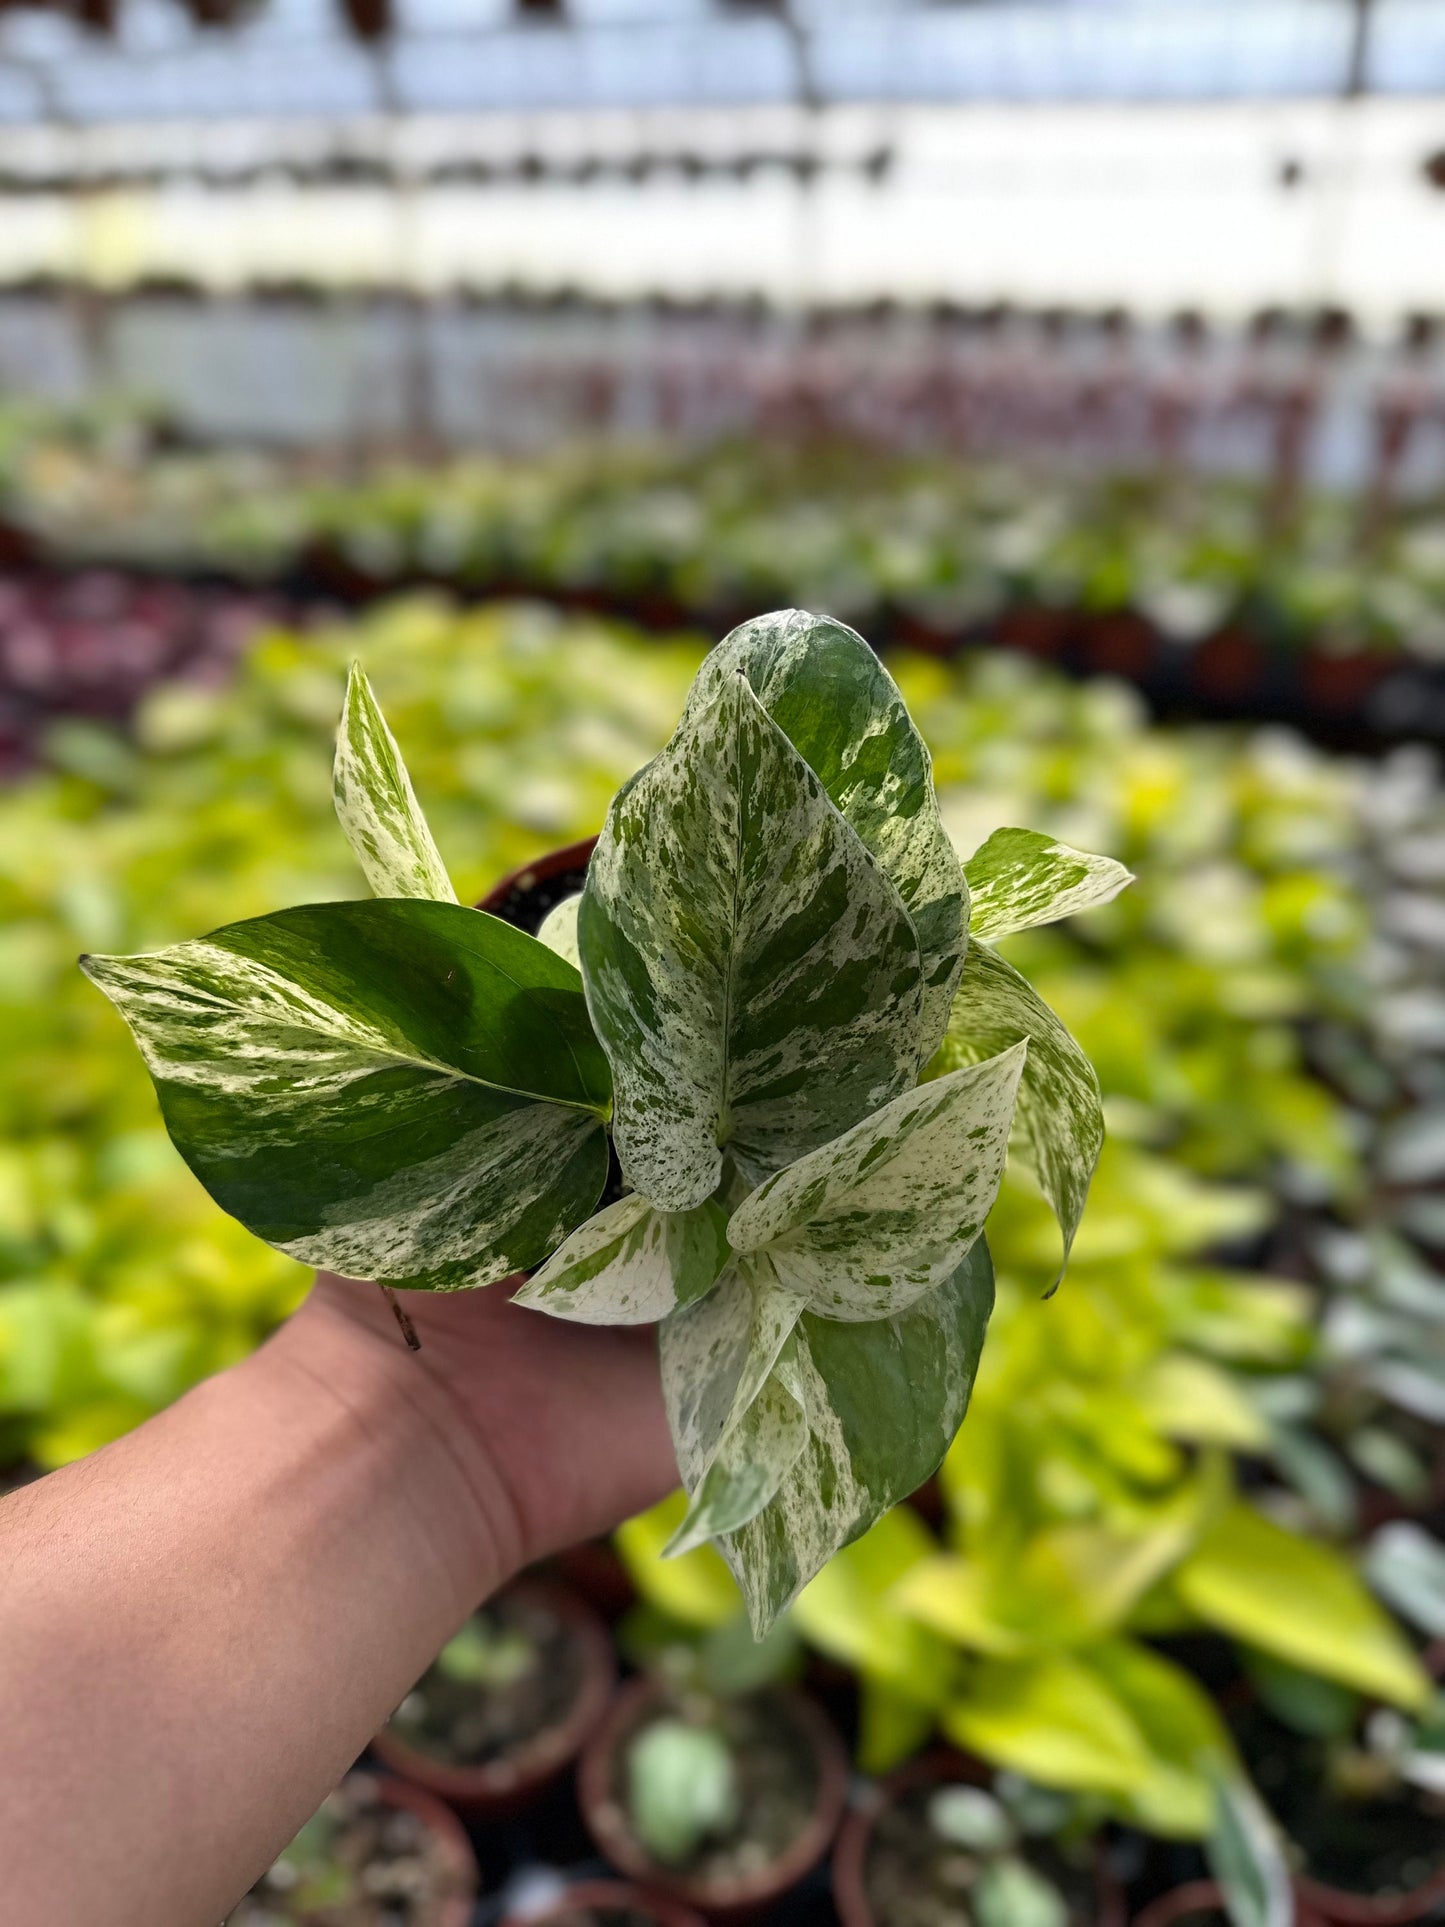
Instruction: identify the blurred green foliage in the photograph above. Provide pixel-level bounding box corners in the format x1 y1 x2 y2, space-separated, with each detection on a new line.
6 418 1445 661
0 593 1428 1844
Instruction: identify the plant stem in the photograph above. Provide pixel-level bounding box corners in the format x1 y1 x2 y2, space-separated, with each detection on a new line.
380 1284 421 1352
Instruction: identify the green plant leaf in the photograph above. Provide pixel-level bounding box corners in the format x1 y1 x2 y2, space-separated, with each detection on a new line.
514 1193 729 1325
668 1361 809 1556
660 1259 808 1554
682 609 968 1052
1084 1639 1231 1838
332 663 456 902
537 891 582 968
81 900 610 1290
580 672 925 1210
1174 1502 1431 1708
1206 1771 1293 1927
964 828 1132 942
717 1238 995 1634
943 1651 1153 1796
929 944 1102 1282
1364 1522 1445 1640
725 1045 1024 1321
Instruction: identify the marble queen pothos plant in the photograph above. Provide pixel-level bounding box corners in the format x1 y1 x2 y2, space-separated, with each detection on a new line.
81 610 1130 1633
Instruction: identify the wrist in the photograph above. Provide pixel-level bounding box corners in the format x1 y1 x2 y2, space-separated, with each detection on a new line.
258 1279 525 1620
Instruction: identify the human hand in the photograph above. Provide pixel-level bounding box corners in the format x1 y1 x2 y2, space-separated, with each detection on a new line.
283 1270 676 1580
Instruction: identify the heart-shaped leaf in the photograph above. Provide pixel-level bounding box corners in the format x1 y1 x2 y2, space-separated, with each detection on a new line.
81 899 610 1290
726 1043 1025 1321
715 1237 995 1633
964 828 1132 942
514 1192 730 1325
333 663 456 902
580 672 924 1211
931 944 1102 1283
683 609 967 1054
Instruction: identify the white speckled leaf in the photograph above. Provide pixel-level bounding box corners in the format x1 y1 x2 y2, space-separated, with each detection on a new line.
727 1044 1026 1321
682 610 967 1055
80 900 610 1290
660 1257 808 1497
964 828 1132 942
665 1350 809 1557
333 663 457 902
929 944 1103 1283
719 1237 996 1634
579 673 924 1211
513 1192 730 1325
537 892 583 969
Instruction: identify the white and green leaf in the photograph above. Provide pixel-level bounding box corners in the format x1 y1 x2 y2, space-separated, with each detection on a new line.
726 1044 1025 1321
1206 1771 1294 1927
660 1257 808 1522
333 663 456 902
716 1238 996 1634
513 1192 730 1325
930 944 1102 1284
81 900 610 1290
683 609 968 1054
580 672 924 1211
536 891 583 969
964 827 1132 942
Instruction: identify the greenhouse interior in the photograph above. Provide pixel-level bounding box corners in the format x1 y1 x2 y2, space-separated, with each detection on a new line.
3 3 1445 1925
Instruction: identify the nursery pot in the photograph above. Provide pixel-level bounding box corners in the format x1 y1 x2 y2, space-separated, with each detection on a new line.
578 1674 850 1922
1131 1880 1333 1927
232 1772 478 1927
833 1748 1126 1927
370 1578 616 1820
1237 1643 1445 1927
479 835 598 929
503 1879 708 1927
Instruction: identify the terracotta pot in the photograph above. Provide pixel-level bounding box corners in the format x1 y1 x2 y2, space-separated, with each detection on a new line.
1301 649 1391 715
996 605 1073 660
547 1539 637 1624
833 1749 1126 1927
478 836 599 927
504 1879 708 1927
578 1675 850 1922
1131 1879 1230 1927
1189 627 1267 704
1248 1643 1445 1927
247 1773 477 1927
1132 1879 1333 1927
1078 610 1161 682
370 1578 617 1820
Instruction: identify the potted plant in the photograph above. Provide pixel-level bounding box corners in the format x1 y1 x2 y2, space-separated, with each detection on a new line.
833 1752 1125 1927
80 606 1130 1633
577 1644 849 1919
369 1576 615 1817
503 1880 707 1927
227 1771 477 1926
1228 1646 1445 1923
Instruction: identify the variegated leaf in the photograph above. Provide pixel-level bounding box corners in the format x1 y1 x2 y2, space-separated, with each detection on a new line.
660 1257 808 1502
537 891 582 969
682 609 967 1054
580 672 924 1211
964 827 1132 942
930 944 1103 1283
333 663 457 902
727 1044 1026 1320
81 900 610 1290
513 1192 730 1325
666 1346 809 1557
720 1237 996 1634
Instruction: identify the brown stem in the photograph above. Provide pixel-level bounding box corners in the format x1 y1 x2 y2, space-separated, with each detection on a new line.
380 1284 421 1352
